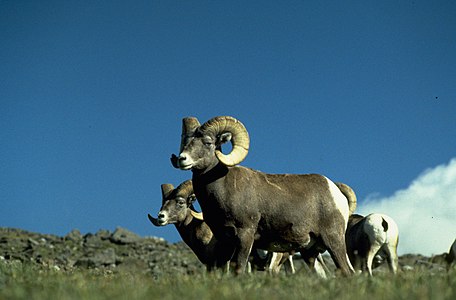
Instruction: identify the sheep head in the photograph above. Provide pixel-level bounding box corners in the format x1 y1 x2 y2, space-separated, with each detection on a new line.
148 180 197 226
171 116 250 170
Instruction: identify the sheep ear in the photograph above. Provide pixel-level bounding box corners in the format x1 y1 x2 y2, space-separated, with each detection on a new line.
188 194 197 204
217 132 232 146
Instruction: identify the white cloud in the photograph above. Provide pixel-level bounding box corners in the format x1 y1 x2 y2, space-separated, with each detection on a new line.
358 158 456 256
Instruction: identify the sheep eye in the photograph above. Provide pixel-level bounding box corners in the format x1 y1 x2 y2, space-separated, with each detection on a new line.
202 138 213 146
176 198 186 207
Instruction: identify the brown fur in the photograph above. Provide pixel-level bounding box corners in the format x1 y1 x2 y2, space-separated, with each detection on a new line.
148 181 218 269
173 117 354 275
149 180 293 273
345 214 371 271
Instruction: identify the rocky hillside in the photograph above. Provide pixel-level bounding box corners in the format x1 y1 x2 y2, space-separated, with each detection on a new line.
0 227 204 278
0 227 450 277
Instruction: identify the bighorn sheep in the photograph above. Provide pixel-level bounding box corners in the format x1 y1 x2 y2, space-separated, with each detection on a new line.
170 116 355 275
345 213 399 275
446 238 456 267
148 179 294 274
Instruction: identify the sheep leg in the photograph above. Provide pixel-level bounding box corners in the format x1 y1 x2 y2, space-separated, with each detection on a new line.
351 254 363 272
300 248 327 278
316 253 331 277
230 227 256 275
384 244 399 274
267 252 281 274
213 238 235 271
365 242 383 276
314 256 328 279
283 254 296 274
321 233 354 276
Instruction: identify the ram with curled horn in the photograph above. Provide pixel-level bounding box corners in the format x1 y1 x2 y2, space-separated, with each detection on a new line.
170 116 356 275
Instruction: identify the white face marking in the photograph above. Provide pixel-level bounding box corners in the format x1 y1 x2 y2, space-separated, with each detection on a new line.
325 177 350 227
157 210 169 225
177 152 195 170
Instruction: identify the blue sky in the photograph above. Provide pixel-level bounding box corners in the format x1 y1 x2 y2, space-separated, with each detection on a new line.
1 1 455 255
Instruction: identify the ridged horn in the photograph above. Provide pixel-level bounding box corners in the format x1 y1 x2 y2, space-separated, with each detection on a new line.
161 184 174 201
177 180 194 198
190 210 204 221
147 213 161 226
180 117 201 152
199 116 250 166
335 182 357 215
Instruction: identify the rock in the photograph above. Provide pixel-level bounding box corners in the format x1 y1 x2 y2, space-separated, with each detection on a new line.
83 233 105 248
65 229 83 242
76 247 117 268
27 238 40 246
402 265 414 271
109 227 141 244
0 226 449 278
95 229 112 240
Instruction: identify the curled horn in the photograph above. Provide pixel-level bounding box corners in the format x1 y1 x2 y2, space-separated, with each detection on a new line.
190 210 204 221
177 180 194 198
161 184 174 203
180 117 201 152
199 116 250 166
178 180 203 220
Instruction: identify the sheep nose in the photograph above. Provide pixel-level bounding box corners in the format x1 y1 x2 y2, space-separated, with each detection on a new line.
158 213 165 219
178 153 187 162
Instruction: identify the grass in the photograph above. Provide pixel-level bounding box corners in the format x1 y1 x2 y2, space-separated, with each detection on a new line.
1 260 455 300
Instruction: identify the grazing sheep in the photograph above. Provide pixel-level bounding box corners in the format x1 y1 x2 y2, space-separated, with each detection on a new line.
148 180 294 274
346 213 399 275
170 116 355 275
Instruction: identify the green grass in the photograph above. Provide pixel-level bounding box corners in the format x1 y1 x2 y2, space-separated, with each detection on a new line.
1 261 455 300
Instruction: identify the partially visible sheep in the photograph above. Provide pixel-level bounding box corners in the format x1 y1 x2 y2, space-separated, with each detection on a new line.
250 249 295 274
346 213 399 276
446 238 456 268
148 180 294 274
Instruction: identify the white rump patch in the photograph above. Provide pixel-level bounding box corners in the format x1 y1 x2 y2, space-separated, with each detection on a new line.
364 213 399 246
325 177 350 227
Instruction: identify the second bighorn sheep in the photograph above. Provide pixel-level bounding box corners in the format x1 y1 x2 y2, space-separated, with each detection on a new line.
148 180 294 274
446 238 456 267
170 116 356 275
345 213 399 275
